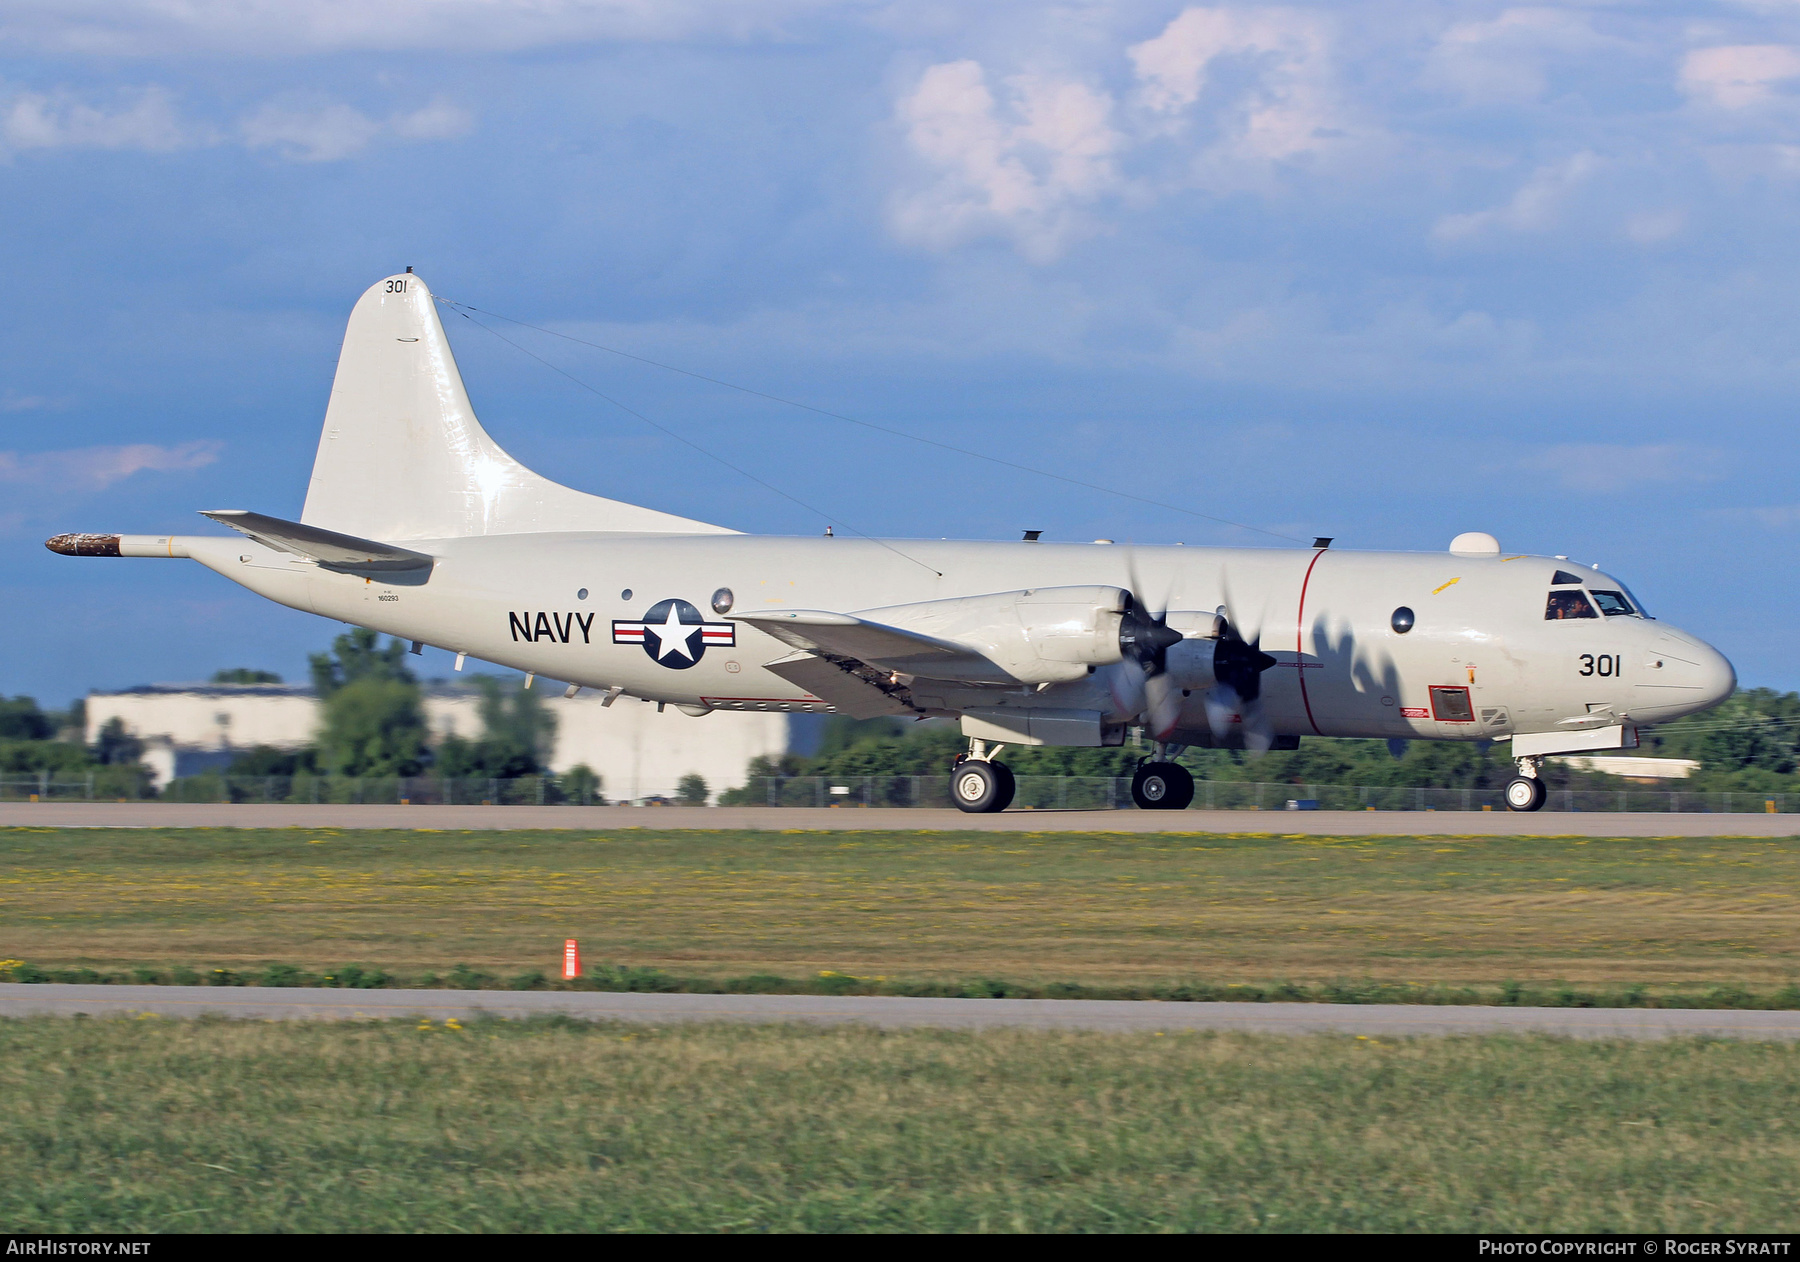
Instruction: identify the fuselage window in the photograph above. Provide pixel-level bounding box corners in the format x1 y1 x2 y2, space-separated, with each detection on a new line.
1551 570 1584 585
1589 590 1634 617
1546 590 1598 620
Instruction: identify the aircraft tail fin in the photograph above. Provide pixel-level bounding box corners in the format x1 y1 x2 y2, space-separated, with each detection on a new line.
300 272 734 541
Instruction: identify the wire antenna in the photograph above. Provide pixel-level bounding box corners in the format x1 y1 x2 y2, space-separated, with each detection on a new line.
437 297 1306 545
444 305 944 578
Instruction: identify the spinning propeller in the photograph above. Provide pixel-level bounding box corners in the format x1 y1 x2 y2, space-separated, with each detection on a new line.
1116 557 1187 741
1202 569 1279 752
1112 557 1281 750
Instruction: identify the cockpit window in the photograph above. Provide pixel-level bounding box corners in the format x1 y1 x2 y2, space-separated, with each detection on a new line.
1589 590 1634 617
1546 590 1598 620
1618 584 1652 619
1551 570 1584 585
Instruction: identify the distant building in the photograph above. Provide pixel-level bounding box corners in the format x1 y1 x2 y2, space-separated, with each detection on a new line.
86 682 801 802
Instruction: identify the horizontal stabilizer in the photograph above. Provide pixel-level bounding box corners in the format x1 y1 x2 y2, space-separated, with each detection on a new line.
200 510 433 572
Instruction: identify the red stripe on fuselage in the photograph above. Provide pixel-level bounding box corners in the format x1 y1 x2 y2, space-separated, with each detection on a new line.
1297 548 1327 736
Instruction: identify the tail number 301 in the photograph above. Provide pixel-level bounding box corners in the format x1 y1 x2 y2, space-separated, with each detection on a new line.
1578 653 1620 677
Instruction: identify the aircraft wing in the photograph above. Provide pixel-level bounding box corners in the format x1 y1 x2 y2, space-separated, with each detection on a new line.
734 609 1005 718
759 651 917 719
199 510 434 572
731 610 972 671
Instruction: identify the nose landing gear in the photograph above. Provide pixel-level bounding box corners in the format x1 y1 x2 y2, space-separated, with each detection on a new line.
1504 755 1547 812
951 740 1015 813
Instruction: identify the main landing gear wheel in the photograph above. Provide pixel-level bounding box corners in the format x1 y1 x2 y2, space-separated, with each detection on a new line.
1132 761 1195 811
952 759 1016 813
1504 777 1547 812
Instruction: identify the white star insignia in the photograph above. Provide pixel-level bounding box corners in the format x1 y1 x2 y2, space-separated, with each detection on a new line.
649 606 702 662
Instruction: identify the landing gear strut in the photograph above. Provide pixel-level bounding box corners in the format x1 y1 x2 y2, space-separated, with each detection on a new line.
951 740 1015 814
1504 755 1547 813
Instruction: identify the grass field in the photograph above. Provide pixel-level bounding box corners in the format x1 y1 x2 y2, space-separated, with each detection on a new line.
3 826 1799 996
3 1017 1797 1233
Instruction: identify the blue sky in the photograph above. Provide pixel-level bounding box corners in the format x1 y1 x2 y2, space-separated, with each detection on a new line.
3 0 1799 704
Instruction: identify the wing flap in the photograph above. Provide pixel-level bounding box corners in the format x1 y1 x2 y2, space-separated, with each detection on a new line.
761 650 916 719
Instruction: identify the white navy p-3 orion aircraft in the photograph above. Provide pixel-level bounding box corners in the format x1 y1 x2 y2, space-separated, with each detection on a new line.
48 272 1736 812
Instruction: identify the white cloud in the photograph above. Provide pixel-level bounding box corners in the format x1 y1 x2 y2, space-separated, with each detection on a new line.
1680 45 1800 110
1434 152 1597 240
0 0 823 56
889 60 1123 262
240 95 473 161
1522 443 1726 494
1128 6 1342 166
888 7 1357 262
390 97 473 141
0 83 471 162
240 102 381 162
0 84 192 154
1423 8 1613 105
0 441 221 492
1742 504 1800 528
1625 207 1686 244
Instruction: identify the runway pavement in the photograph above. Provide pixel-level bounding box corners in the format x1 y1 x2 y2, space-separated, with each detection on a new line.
2 802 1796 834
3 983 1795 1038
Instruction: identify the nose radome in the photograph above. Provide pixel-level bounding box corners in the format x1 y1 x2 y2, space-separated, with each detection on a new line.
1695 640 1737 710
1638 629 1735 720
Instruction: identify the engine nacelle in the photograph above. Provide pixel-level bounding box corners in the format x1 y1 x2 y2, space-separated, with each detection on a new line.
861 585 1128 684
1162 635 1218 690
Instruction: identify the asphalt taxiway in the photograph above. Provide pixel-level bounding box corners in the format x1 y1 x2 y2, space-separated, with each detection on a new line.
1 802 1795 835
3 983 1795 1039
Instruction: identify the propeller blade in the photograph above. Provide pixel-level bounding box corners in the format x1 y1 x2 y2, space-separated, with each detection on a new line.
1240 695 1275 755
1216 565 1265 650
1203 683 1239 743
1119 593 1182 675
1212 618 1278 703
1144 671 1183 741
1107 658 1148 721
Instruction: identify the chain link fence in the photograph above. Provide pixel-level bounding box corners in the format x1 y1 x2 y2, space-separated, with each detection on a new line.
0 773 606 805
728 776 1796 813
2 772 1793 812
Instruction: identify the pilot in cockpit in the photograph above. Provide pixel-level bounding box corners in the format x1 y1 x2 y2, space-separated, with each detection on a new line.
1545 589 1597 620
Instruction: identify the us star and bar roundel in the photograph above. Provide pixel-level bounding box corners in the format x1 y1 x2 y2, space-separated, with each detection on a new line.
612 598 736 670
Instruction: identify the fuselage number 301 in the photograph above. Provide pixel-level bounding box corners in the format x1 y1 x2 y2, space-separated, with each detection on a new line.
1578 653 1621 678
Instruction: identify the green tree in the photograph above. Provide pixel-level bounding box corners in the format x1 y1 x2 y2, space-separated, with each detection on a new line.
212 668 283 684
676 773 709 806
309 628 415 696
310 629 427 776
225 745 318 776
319 678 428 776
90 718 144 766
1642 688 1800 790
0 697 52 741
433 676 556 778
561 763 604 804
